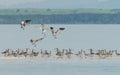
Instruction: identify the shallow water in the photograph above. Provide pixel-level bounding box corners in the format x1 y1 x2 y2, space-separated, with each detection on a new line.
0 58 120 75
0 24 120 75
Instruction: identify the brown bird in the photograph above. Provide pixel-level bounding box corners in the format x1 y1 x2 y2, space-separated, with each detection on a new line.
30 38 44 47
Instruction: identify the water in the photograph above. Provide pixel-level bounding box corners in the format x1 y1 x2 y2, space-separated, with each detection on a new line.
0 24 120 75
0 59 120 75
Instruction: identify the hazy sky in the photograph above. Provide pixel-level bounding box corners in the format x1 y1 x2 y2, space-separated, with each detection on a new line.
0 0 119 9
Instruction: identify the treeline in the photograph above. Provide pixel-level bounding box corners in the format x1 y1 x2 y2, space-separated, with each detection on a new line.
0 13 120 24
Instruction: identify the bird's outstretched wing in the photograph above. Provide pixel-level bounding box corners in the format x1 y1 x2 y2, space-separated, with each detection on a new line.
59 27 65 30
25 20 31 24
30 38 44 45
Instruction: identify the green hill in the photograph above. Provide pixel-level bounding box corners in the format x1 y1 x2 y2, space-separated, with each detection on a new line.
0 8 120 24
0 8 117 15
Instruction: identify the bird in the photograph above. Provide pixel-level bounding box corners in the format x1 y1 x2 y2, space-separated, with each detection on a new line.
50 27 65 39
30 38 44 47
1 49 10 56
50 27 59 38
20 19 31 30
39 24 47 35
30 49 39 57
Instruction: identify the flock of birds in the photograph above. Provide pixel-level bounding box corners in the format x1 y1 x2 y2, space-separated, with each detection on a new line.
20 19 65 47
1 48 120 59
1 19 120 60
1 19 66 59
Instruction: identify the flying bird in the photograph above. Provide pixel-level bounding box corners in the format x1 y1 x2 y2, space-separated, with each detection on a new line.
20 19 31 30
39 24 47 35
30 38 44 47
50 27 65 39
50 27 59 38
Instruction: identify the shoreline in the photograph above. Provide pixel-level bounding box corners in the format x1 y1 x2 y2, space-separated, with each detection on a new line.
0 56 25 60
0 56 120 60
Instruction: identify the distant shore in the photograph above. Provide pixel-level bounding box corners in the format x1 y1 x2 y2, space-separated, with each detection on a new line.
0 56 120 61
0 8 120 24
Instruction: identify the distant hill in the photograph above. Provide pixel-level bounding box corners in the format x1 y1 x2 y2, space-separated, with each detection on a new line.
0 8 117 15
0 8 120 24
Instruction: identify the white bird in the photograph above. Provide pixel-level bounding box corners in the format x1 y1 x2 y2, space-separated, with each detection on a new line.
20 20 31 30
30 38 44 47
39 24 47 35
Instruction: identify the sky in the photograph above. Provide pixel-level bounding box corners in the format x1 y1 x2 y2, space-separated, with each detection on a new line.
0 0 119 9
